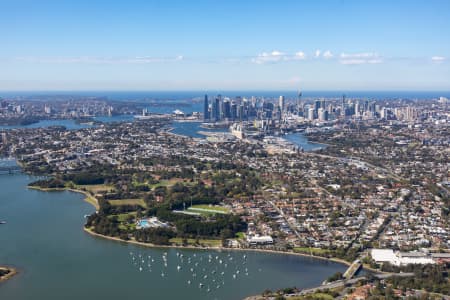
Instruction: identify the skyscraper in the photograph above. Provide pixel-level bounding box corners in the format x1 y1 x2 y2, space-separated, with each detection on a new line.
223 99 231 119
214 97 220 121
297 90 303 116
308 107 315 121
279 96 285 113
355 102 360 117
203 94 209 121
341 94 346 117
314 100 321 114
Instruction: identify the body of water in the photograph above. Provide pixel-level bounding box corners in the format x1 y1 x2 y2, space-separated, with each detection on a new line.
0 119 93 130
0 170 346 300
0 115 325 151
0 115 134 130
284 133 326 151
170 122 227 139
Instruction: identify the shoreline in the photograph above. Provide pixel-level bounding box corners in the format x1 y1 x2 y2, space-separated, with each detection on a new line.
27 186 99 210
83 227 351 267
31 184 354 268
0 267 17 283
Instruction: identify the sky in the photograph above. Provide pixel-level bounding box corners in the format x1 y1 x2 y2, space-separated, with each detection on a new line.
0 0 449 91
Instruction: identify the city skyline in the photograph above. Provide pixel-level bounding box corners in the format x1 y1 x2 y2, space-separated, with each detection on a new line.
1 0 449 91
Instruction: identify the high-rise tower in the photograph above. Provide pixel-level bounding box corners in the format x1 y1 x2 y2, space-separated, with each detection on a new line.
203 94 209 121
341 94 346 117
279 95 285 113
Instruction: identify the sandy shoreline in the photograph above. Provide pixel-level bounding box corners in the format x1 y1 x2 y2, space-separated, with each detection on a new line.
0 267 17 283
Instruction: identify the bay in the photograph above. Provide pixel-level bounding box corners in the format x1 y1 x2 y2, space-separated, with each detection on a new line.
0 171 346 300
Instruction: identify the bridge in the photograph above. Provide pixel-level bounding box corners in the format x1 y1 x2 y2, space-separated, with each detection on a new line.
343 259 362 279
0 166 21 174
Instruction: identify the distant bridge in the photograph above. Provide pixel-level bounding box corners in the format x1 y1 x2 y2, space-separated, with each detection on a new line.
0 166 21 174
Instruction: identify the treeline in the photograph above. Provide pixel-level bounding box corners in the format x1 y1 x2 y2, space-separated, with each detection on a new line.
374 264 450 296
133 228 176 245
148 205 246 239
28 178 65 189
85 213 123 239
87 192 246 243
99 199 144 215
62 172 105 185
387 264 450 295
146 181 220 208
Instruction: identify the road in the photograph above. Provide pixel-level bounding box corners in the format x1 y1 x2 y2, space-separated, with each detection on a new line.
285 273 415 298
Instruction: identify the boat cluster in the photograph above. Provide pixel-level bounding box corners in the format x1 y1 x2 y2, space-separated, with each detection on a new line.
129 250 257 294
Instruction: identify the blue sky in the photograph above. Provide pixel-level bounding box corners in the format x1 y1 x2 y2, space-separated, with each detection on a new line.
0 0 449 91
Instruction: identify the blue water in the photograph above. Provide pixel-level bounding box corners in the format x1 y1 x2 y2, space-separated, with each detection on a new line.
0 115 134 130
170 122 227 138
139 220 148 227
0 172 346 300
0 116 324 150
284 133 326 151
0 119 93 130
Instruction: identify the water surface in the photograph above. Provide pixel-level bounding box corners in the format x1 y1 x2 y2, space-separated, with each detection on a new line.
0 172 345 300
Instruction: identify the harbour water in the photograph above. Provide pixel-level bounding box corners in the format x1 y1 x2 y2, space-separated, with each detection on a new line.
0 113 323 151
171 121 228 139
0 169 346 300
0 115 135 130
283 133 325 151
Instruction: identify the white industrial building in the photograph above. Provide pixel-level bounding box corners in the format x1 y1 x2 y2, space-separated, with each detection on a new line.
247 235 273 245
371 249 435 266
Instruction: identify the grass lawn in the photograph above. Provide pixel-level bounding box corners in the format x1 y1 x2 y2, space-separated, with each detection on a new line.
187 204 230 214
108 199 147 208
290 293 334 300
150 178 197 189
75 184 115 193
235 232 246 239
115 212 137 222
293 247 333 256
169 238 222 247
113 212 137 231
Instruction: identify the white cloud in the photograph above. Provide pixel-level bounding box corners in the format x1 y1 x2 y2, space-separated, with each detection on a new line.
252 50 305 64
322 50 333 59
294 51 306 60
270 50 284 57
339 52 382 65
431 56 445 62
16 55 184 64
252 51 284 64
252 50 386 65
